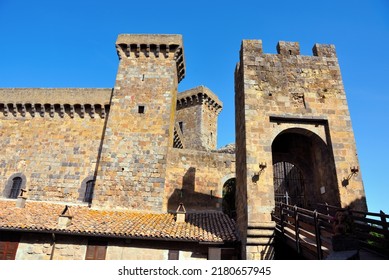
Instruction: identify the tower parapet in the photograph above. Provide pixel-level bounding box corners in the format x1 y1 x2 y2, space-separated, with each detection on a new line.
277 41 300 55
115 34 185 82
177 85 222 114
312 43 337 57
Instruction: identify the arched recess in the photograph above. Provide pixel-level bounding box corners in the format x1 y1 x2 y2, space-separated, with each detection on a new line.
3 173 27 198
222 178 236 220
272 128 340 209
78 175 96 203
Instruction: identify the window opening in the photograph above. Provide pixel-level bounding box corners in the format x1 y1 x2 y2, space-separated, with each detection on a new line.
179 121 183 133
168 250 179 260
9 177 22 199
85 240 107 260
84 180 95 203
138 106 145 114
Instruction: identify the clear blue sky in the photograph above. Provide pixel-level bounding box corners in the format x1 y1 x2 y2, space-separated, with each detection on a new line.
0 0 388 214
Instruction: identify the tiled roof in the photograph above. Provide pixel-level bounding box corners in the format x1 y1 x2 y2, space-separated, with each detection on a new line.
0 200 238 243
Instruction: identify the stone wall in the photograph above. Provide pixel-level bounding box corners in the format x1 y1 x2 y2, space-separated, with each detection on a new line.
106 239 208 260
14 233 209 260
15 233 87 260
0 89 110 202
165 148 235 212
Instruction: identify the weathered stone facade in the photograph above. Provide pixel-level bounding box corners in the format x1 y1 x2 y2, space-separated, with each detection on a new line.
235 40 366 259
0 88 111 203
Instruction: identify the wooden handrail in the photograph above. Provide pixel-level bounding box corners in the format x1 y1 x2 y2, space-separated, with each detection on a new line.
273 202 389 259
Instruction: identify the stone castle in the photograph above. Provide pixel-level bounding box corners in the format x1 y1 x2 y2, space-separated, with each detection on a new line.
0 34 366 260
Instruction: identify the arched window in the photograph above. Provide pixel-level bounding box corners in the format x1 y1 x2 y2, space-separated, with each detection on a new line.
9 177 22 199
83 180 95 203
222 178 236 219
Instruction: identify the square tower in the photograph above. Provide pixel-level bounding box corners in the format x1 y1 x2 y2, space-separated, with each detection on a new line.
176 86 222 151
235 40 367 259
93 34 185 212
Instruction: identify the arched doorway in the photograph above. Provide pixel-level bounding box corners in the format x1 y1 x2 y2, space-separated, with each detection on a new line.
273 161 305 207
222 178 236 219
272 128 340 209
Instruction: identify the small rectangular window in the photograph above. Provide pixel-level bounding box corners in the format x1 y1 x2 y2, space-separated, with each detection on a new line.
138 106 145 114
85 240 107 260
168 250 179 260
179 121 183 133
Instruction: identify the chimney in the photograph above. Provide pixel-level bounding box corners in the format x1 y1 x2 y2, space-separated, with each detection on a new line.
58 205 73 229
16 189 27 208
176 203 186 223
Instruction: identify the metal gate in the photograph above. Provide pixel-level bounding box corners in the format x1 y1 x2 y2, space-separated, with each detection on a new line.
273 161 305 207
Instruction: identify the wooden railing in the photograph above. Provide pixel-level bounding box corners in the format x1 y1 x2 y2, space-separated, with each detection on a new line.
317 203 389 258
272 203 334 259
272 203 389 259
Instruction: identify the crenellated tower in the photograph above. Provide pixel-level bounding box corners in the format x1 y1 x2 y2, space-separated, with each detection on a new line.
176 86 222 151
235 39 367 260
93 34 185 211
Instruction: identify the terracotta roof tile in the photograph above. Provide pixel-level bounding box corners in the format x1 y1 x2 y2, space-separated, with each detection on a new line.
0 200 238 243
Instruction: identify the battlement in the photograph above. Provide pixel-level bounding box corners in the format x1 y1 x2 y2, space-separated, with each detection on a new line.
277 41 300 55
241 40 337 57
0 88 112 118
177 86 223 115
115 34 185 82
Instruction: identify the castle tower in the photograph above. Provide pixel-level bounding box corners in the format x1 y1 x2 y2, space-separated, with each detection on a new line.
235 40 367 259
93 34 185 211
176 86 222 150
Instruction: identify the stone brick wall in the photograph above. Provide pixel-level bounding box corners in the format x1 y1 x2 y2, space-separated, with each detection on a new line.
106 239 208 260
176 103 202 149
15 233 87 260
0 89 111 202
235 39 367 259
15 233 209 260
165 148 235 212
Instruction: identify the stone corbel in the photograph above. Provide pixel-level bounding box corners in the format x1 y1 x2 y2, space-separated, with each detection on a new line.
90 105 95 118
31 104 36 117
40 105 45 117
165 45 170 58
146 44 150 57
135 44 140 58
49 105 55 118
12 104 17 117
70 105 75 118
126 44 131 57
80 105 85 118
59 104 65 118
21 104 26 117
101 105 106 119
156 45 160 58
4 104 9 116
